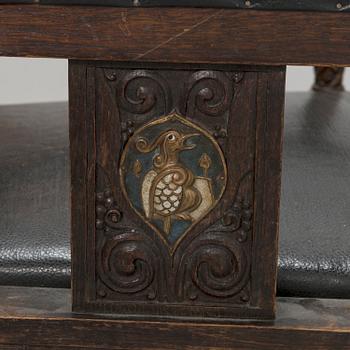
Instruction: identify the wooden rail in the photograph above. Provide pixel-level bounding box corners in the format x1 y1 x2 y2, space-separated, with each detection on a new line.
0 5 350 66
0 287 349 349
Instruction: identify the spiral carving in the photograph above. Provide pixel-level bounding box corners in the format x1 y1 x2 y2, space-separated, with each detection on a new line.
185 71 233 117
177 232 249 300
135 137 150 152
99 231 159 294
117 70 171 115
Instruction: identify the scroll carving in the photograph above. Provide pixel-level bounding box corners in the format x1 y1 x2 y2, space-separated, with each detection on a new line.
98 230 159 297
92 67 259 314
177 232 249 301
116 70 172 115
176 173 253 302
96 165 162 299
184 70 234 117
104 68 244 143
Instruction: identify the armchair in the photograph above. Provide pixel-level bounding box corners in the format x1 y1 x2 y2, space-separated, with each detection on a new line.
0 1 349 349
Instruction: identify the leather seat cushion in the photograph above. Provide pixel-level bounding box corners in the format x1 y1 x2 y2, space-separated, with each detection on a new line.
0 92 349 298
0 103 70 288
278 91 350 299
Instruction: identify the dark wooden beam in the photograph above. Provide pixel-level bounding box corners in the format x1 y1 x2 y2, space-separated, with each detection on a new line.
0 5 350 66
0 286 349 349
35 0 350 13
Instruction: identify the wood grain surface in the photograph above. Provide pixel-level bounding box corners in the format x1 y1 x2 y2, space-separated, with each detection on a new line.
69 61 285 321
0 5 350 66
0 286 349 349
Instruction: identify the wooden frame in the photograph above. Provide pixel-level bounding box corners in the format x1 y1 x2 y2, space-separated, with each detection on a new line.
1 2 350 349
0 287 349 349
0 5 349 66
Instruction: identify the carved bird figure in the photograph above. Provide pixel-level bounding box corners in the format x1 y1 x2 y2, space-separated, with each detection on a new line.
136 130 202 235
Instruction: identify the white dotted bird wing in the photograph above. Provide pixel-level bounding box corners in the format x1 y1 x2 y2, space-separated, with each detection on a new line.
153 173 183 216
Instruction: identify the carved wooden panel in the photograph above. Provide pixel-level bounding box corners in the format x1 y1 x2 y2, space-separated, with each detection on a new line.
70 61 286 320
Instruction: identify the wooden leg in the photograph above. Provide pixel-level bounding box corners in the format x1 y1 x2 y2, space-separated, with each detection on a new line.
313 67 345 91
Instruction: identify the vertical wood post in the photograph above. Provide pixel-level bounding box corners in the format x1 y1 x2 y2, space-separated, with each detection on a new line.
70 61 286 321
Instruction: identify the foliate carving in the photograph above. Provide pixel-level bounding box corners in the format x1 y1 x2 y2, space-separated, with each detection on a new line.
116 70 172 115
121 120 135 144
104 69 117 82
96 167 161 299
222 195 253 243
184 71 234 117
90 66 264 317
104 68 245 142
176 174 253 302
213 125 228 139
96 189 122 232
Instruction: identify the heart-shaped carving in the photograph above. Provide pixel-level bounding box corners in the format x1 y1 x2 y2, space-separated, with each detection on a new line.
120 113 227 253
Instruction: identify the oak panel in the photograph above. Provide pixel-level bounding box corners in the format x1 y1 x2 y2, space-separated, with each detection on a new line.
0 5 350 66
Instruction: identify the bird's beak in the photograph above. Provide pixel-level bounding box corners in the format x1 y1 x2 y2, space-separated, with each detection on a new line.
181 133 199 150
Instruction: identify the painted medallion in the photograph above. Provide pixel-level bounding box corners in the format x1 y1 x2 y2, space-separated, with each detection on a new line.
120 113 227 251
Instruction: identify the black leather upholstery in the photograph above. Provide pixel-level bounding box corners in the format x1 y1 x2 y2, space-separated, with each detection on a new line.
1 0 350 12
0 103 70 288
0 92 349 298
278 91 350 299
